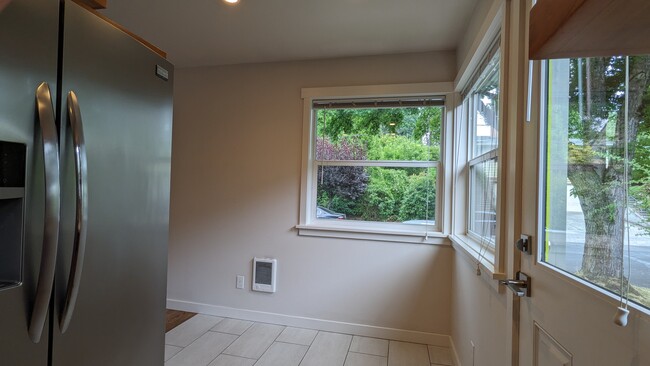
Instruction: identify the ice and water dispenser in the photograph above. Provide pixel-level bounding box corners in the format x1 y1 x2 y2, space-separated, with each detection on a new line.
0 141 26 290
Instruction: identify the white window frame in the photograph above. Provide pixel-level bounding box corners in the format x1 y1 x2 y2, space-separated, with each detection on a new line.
296 83 455 244
449 1 507 278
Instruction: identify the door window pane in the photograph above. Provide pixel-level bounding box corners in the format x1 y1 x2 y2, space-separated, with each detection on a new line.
543 56 650 309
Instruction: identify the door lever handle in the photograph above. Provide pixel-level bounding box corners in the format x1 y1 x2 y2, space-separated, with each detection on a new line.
501 280 526 286
499 272 531 297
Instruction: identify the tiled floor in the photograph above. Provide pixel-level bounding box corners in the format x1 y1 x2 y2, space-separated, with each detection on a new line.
165 314 454 366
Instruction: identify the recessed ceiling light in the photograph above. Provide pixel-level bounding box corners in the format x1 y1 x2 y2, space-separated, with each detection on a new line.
224 0 239 4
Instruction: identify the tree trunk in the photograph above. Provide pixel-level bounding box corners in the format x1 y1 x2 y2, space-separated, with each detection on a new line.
570 165 624 278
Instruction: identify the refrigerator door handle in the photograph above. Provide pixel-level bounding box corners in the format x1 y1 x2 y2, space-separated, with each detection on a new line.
29 82 61 343
59 91 88 333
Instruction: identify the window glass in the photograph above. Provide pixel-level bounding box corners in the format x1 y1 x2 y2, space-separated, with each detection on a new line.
316 107 441 161
471 53 500 158
466 45 500 245
316 166 436 223
314 106 441 226
543 56 650 309
469 158 498 244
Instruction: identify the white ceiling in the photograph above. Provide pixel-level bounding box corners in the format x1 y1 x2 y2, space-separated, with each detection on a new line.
101 0 479 68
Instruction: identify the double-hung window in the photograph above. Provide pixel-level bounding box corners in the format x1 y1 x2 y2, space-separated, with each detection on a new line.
298 86 449 243
464 43 501 249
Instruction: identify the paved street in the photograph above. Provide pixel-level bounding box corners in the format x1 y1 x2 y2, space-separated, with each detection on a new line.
547 239 650 288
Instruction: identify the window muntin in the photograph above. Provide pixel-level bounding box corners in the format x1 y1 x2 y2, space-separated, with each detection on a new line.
312 104 442 227
465 47 501 246
542 56 650 310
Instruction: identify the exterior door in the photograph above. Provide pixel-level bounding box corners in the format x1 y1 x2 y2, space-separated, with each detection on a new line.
516 10 650 366
0 0 59 365
51 2 174 365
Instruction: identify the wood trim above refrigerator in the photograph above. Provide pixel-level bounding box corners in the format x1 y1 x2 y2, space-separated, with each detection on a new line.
530 0 650 59
77 0 106 10
71 0 167 59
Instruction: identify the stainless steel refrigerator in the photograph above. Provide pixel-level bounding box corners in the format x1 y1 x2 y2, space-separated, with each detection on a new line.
0 0 173 364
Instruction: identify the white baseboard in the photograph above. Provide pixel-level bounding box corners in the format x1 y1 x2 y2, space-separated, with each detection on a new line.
168 298 451 347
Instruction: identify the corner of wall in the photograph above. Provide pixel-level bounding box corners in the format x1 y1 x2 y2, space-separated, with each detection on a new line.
455 0 502 89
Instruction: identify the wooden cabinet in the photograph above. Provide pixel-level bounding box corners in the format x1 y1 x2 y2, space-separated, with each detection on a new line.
530 0 650 59
78 0 106 9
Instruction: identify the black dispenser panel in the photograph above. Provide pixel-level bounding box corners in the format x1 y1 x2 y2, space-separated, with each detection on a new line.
0 141 26 188
0 141 25 290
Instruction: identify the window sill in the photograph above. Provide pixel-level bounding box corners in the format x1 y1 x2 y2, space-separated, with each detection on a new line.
536 261 650 319
449 234 506 280
296 224 450 245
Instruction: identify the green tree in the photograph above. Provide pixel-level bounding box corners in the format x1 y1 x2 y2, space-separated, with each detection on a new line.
359 168 410 221
398 171 437 221
367 135 438 161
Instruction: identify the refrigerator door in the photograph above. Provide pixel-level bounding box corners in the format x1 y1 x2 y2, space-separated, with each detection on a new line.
52 2 173 365
0 0 60 365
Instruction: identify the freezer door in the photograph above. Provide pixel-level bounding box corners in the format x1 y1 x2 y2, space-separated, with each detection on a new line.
0 0 59 365
52 2 173 365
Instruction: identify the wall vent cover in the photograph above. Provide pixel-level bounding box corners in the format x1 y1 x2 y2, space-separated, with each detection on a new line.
252 257 277 293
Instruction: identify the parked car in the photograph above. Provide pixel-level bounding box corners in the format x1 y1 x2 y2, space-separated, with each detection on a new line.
317 206 346 219
402 219 436 226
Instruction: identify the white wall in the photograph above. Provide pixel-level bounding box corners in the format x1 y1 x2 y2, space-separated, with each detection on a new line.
451 254 508 366
168 51 457 338
450 1 510 364
456 0 500 73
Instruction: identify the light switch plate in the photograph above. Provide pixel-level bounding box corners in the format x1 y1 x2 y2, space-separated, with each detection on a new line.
236 275 245 289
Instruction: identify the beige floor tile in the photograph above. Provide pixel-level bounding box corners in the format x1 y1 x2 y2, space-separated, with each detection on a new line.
276 327 318 346
211 318 254 335
349 336 389 357
300 331 352 366
166 331 237 366
165 314 224 347
255 342 308 366
164 345 183 362
428 345 453 365
208 354 256 366
222 323 285 359
387 341 430 366
344 352 387 366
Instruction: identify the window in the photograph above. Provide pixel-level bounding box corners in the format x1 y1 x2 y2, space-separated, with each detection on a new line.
464 44 501 248
542 56 650 309
298 85 452 243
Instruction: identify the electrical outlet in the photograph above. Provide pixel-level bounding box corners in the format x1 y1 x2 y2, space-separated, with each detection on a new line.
236 275 245 289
